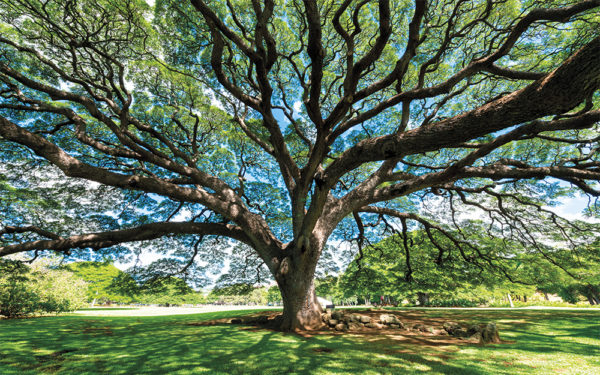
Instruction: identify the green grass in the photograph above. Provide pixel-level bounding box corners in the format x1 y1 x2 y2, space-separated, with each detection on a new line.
1 309 599 374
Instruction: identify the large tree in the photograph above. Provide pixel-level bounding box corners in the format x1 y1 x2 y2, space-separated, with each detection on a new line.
1 0 599 330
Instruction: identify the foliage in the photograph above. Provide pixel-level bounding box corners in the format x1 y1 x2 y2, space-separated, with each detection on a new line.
0 259 87 318
209 283 269 305
65 261 137 304
528 241 600 305
137 276 204 305
338 230 554 306
0 260 37 317
265 285 281 304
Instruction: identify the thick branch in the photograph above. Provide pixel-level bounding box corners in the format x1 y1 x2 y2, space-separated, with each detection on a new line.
324 36 600 187
0 222 250 257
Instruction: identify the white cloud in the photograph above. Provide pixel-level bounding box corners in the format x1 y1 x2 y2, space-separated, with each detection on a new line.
546 195 598 223
293 101 302 113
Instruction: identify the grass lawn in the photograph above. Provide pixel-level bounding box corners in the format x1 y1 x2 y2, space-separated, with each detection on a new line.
1 309 598 374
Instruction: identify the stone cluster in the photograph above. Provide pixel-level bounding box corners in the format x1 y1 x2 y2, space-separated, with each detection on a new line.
321 311 409 331
443 321 500 344
230 310 500 345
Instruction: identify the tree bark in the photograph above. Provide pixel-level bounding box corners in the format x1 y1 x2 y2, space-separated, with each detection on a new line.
278 277 323 331
586 295 596 305
585 285 600 305
273 242 324 331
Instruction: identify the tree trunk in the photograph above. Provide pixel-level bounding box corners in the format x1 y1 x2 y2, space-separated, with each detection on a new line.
584 285 600 305
277 271 323 331
586 295 596 305
273 242 324 331
417 292 430 306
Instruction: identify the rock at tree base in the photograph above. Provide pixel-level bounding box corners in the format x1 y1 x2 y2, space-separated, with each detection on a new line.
443 322 461 335
349 314 360 322
360 316 371 324
481 323 500 344
335 323 347 331
379 314 402 325
328 319 338 327
444 321 500 344
412 323 428 332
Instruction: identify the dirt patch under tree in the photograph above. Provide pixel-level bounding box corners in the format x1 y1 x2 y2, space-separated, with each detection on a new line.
188 309 504 345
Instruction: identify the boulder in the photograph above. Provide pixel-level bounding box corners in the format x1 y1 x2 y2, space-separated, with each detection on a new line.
365 322 377 328
379 314 390 324
360 315 371 324
467 324 482 336
348 322 362 330
389 323 400 329
321 313 331 323
443 321 500 343
443 322 460 334
379 314 400 324
481 322 500 344
335 323 347 331
328 319 338 327
454 328 468 337
331 310 344 320
350 314 362 322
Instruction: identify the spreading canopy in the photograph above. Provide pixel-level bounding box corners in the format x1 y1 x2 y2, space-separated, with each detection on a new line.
1 0 600 329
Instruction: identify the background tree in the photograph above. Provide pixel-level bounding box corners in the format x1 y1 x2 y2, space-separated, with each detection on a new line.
209 283 269 305
137 276 205 305
66 261 137 305
341 230 539 306
266 285 282 305
1 0 600 330
0 258 88 317
521 240 600 304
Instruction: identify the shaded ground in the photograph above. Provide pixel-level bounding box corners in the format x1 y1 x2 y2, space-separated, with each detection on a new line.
1 308 598 374
191 309 500 346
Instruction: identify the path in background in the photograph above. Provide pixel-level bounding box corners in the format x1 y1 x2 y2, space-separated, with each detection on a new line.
74 305 279 317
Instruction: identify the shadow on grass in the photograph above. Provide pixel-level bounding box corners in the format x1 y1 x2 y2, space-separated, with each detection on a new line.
0 309 599 374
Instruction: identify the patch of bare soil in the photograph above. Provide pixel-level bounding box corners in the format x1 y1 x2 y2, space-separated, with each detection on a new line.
187 309 510 346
